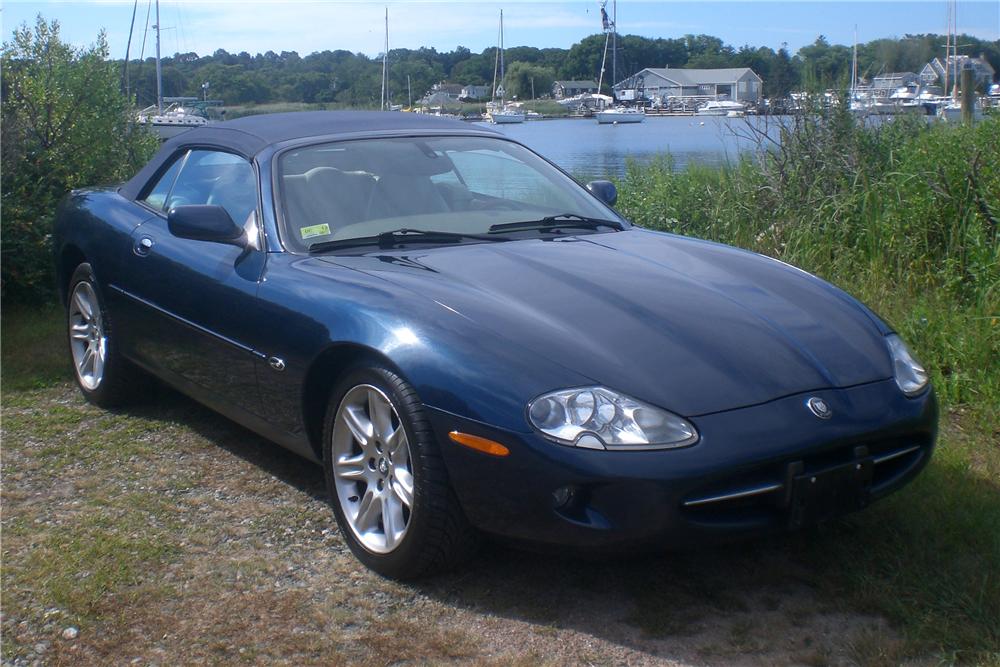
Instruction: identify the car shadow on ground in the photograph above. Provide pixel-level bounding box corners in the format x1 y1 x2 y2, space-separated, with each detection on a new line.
124 384 879 659
125 383 331 503
116 383 999 663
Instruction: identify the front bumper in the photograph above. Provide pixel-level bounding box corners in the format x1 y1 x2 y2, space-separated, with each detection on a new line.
427 379 937 550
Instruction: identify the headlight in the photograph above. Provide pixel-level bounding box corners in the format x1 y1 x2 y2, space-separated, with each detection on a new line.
886 334 929 396
527 386 698 450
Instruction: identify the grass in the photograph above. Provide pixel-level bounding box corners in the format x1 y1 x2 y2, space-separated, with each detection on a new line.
612 112 1000 661
3 297 998 665
617 112 1000 417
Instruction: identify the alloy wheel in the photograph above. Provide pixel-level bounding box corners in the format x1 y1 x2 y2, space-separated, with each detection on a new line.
68 281 107 391
331 384 415 554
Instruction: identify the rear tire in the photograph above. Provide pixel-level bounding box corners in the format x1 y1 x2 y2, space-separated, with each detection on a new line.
322 363 479 579
66 263 151 407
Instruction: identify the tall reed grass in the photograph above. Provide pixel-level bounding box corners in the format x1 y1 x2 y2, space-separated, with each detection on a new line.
617 112 999 414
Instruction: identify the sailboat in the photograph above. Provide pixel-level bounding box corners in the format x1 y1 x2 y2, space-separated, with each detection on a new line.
594 0 644 124
135 0 209 139
486 10 525 124
379 8 402 111
937 0 983 122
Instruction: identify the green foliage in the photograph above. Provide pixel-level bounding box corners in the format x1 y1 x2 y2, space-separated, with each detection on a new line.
116 32 999 109
617 113 1000 412
1 17 159 301
503 61 555 100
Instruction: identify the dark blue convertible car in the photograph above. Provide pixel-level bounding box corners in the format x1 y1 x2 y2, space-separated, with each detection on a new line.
54 111 937 578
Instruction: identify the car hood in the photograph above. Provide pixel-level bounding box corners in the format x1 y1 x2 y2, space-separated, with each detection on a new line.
320 229 893 416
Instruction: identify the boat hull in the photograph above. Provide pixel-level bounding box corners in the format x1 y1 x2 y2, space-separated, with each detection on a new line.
595 111 645 124
489 113 526 124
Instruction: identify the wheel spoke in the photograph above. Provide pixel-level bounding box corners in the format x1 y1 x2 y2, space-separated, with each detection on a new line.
386 426 407 458
73 290 93 321
368 389 393 440
70 323 90 340
392 470 414 508
342 404 373 448
382 496 400 549
336 453 367 480
81 347 96 374
91 350 105 385
354 489 380 531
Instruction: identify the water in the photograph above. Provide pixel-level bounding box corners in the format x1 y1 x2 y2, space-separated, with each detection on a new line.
477 115 777 180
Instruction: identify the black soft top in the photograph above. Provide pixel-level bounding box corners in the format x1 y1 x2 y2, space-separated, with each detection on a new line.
120 111 497 201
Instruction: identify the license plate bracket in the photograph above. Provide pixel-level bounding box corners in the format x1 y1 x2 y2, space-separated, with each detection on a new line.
788 458 874 529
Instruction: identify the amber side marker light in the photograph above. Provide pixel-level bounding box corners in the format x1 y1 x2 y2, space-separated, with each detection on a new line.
448 431 510 457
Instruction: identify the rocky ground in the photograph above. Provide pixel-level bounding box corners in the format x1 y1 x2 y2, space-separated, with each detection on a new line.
2 380 926 666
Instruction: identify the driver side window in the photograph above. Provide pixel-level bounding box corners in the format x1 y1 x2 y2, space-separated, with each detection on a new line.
140 153 185 212
141 150 258 225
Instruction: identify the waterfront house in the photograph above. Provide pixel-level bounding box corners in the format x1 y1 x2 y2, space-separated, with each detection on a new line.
459 84 490 101
920 55 997 90
419 82 464 106
871 72 919 97
614 67 763 105
552 80 599 99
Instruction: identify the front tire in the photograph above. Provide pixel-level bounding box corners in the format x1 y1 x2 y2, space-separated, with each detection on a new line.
66 263 150 407
322 364 478 579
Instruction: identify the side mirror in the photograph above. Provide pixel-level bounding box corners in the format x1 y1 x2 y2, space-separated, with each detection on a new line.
586 180 617 206
167 205 245 246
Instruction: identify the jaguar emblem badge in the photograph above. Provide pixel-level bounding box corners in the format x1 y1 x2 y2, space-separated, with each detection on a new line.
807 397 832 419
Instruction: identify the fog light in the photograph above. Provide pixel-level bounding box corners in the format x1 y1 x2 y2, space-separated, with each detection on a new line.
552 485 576 508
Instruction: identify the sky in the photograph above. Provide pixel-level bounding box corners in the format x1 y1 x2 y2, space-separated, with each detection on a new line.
3 0 998 60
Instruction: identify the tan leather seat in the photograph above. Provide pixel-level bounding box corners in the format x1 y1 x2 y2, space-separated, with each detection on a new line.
282 167 376 234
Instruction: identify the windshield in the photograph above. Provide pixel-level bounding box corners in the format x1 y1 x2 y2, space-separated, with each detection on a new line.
277 135 623 251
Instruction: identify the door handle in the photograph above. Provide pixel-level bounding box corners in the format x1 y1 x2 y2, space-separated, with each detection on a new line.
134 236 154 256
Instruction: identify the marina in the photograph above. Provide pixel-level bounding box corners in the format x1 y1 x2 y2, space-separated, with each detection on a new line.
479 115 775 179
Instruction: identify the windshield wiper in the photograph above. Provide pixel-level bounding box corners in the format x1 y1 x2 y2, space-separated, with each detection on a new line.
308 228 509 253
488 213 624 234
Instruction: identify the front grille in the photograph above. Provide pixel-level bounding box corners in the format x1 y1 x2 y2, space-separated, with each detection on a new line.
680 437 929 526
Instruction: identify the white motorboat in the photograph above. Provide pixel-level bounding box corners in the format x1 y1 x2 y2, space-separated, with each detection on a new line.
695 100 746 116
595 107 645 124
137 103 208 139
488 108 526 124
938 100 983 122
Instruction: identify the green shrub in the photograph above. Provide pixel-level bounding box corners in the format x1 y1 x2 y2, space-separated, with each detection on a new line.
1 17 158 301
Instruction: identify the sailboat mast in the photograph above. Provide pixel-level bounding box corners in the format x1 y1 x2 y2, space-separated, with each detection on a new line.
851 25 858 97
944 0 951 95
381 7 389 110
491 15 501 106
951 0 958 98
499 10 505 107
611 0 617 99
155 0 163 113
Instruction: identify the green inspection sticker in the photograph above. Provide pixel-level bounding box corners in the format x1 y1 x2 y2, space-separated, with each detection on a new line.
300 223 331 240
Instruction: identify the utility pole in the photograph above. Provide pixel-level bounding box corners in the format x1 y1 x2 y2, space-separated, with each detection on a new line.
960 64 974 124
407 75 412 108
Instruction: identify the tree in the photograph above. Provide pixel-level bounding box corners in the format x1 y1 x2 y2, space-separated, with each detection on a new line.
503 62 555 100
1 17 158 300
